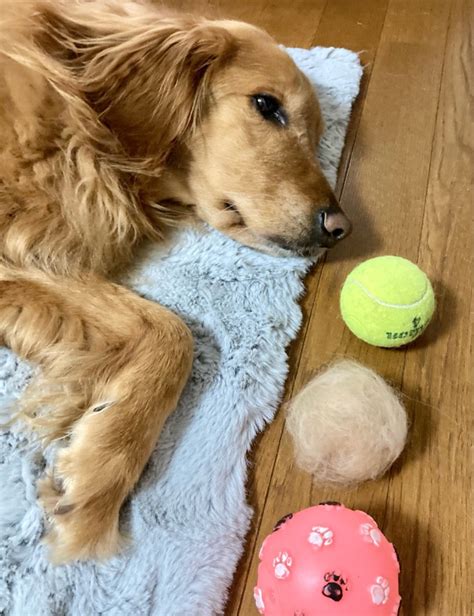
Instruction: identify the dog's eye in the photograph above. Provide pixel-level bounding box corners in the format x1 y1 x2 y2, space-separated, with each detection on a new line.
251 94 288 127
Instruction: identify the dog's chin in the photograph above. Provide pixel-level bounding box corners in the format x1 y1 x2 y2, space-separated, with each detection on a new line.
264 241 327 259
238 228 326 259
251 234 327 259
207 218 326 259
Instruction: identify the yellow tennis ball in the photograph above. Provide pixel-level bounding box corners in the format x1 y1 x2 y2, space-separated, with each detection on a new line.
340 256 435 347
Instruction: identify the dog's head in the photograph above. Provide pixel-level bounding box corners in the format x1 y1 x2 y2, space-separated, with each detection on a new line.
31 2 351 257
178 21 352 257
154 20 352 257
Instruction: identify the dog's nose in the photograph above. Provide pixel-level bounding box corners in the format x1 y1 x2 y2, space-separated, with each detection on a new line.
314 206 352 248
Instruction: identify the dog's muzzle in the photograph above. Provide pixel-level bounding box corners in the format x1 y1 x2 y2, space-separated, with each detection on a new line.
266 204 352 256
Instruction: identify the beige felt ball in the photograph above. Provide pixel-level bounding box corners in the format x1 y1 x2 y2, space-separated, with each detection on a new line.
286 360 408 486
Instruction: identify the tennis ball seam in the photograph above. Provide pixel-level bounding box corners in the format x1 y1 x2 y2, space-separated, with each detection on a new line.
346 278 430 309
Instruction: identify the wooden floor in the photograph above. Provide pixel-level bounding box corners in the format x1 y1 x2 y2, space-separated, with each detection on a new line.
177 1 472 614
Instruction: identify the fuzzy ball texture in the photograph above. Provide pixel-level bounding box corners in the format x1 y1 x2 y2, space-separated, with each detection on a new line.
340 256 435 348
286 360 408 485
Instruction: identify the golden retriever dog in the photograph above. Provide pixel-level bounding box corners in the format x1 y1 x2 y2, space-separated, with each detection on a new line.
0 0 351 562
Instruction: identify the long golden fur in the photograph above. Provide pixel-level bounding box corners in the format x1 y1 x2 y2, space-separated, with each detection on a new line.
0 0 351 562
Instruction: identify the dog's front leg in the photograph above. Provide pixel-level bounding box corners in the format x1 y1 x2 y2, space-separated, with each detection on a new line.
0 267 193 561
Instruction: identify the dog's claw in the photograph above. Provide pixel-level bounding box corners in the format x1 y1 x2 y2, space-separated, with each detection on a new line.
53 502 75 515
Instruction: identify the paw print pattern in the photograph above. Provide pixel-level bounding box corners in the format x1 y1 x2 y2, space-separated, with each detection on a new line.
272 551 293 579
370 576 390 605
360 522 383 547
308 526 334 548
253 587 265 614
322 571 348 602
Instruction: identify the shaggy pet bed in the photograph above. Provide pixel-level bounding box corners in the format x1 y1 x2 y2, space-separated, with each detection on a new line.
0 46 362 615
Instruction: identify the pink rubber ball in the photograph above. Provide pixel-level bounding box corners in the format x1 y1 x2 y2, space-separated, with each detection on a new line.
254 503 401 616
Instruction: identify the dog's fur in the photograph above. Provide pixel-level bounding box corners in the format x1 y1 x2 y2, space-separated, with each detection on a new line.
0 0 348 562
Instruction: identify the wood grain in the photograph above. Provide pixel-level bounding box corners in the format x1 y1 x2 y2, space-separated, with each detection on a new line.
392 0 473 612
168 0 328 46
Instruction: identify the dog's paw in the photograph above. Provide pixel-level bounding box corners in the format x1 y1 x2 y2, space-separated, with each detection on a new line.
37 447 124 563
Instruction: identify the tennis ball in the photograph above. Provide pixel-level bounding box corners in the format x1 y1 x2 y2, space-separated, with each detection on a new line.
340 256 435 347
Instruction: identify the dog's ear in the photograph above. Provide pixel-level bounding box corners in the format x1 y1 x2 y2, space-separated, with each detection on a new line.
32 2 236 160
95 20 236 159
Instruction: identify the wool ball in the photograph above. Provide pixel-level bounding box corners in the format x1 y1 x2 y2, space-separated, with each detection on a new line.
286 360 408 485
340 256 435 347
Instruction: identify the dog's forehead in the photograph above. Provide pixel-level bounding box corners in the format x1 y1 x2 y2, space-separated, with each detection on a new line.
216 20 310 99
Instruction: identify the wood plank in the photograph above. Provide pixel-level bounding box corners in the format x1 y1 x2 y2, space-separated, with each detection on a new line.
238 0 329 48
387 0 472 612
233 0 454 613
168 0 328 47
311 0 390 189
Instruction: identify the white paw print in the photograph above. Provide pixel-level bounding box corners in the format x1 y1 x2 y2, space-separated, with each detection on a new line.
272 551 292 579
370 576 390 605
360 522 383 547
308 526 334 548
253 587 265 614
